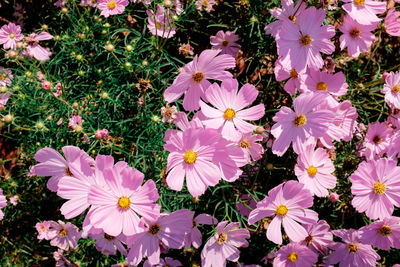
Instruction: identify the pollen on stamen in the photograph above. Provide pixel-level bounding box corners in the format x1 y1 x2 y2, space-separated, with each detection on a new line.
290 69 298 79
350 28 361 38
294 114 307 127
378 225 392 236
107 0 117 9
117 196 131 210
275 204 288 217
347 242 358 253
354 0 364 6
148 224 162 236
216 233 228 244
184 150 197 164
221 40 229 47
307 166 317 177
287 252 298 262
391 85 400 93
299 34 312 46
373 181 386 195
239 140 251 148
316 82 327 91
224 108 236 120
192 71 205 84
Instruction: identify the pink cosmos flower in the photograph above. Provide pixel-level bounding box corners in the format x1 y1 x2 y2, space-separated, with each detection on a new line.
69 115 82 131
146 6 176 38
143 257 182 267
339 15 378 58
163 49 235 111
248 180 318 244
0 67 13 87
89 231 127 255
25 32 53 61
233 132 264 162
49 220 82 251
53 249 72 267
382 71 400 109
329 192 340 203
36 221 57 240
0 188 7 221
271 92 335 156
200 79 265 138
264 0 307 38
178 43 194 56
388 130 400 159
126 209 193 266
274 58 306 96
236 194 257 217
184 213 218 249
87 159 160 236
294 144 336 197
0 23 24 50
196 0 215 12
0 93 10 108
273 242 318 266
160 104 178 124
210 31 240 57
97 0 128 17
276 7 335 72
350 158 400 220
327 229 380 266
342 0 386 25
33 146 94 192
362 122 392 160
42 80 51 90
81 0 98 7
385 8 400 37
302 68 348 97
299 220 333 254
201 221 250 267
9 195 18 206
359 216 400 251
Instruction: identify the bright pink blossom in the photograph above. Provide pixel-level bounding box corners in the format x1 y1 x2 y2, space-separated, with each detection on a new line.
274 58 306 96
201 221 250 267
210 30 240 56
273 243 318 266
385 8 400 37
69 115 82 131
359 216 400 251
248 180 318 244
163 49 235 111
49 220 82 251
300 220 333 254
382 71 400 109
302 68 348 97
362 122 392 160
342 0 386 25
25 32 53 61
146 6 176 38
0 188 6 221
0 23 24 50
36 220 57 240
234 132 264 162
184 213 218 249
350 158 400 220
97 0 128 17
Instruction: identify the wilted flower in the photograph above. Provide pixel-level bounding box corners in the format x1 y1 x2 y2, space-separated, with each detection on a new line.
160 104 177 123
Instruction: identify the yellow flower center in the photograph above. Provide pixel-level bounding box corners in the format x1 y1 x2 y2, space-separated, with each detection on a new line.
294 114 307 127
391 85 400 93
107 0 117 9
288 15 296 23
148 224 162 236
316 82 327 91
117 196 131 209
347 242 358 253
290 68 298 79
305 234 313 245
354 0 364 6
239 140 251 148
378 225 392 236
216 233 228 244
287 252 298 262
41 226 47 232
202 0 209 6
350 28 361 38
373 181 386 195
275 204 288 217
224 108 236 120
221 40 229 47
155 22 162 29
299 34 312 46
9 33 15 39
192 71 205 84
58 227 68 237
373 135 382 144
65 167 74 177
184 150 197 164
0 75 5 80
307 166 317 177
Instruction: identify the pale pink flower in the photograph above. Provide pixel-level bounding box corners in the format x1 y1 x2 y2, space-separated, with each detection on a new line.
342 0 386 25
0 23 24 50
0 67 13 87
68 115 82 131
294 144 336 197
37 71 45 80
143 257 182 267
350 158 400 220
163 49 235 111
89 231 127 255
200 79 265 138
0 93 10 108
327 229 380 266
178 43 194 56
81 0 97 7
49 220 81 251
210 30 240 57
388 130 400 159
234 132 264 162
300 220 333 254
385 8 400 37
274 58 306 96
0 188 7 221
248 180 318 244
201 221 250 267
273 242 318 266
161 104 178 123
362 122 392 160
184 213 218 249
53 90 62 97
382 71 400 109
277 7 335 72
42 80 51 90
196 0 215 12
127 209 193 266
9 195 18 206
25 32 53 61
97 0 128 17
271 92 335 156
302 68 348 97
36 220 57 240
339 15 378 58
360 216 400 250
147 6 176 38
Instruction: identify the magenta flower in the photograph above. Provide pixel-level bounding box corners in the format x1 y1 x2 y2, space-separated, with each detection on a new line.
274 58 306 96
25 32 53 61
273 242 318 266
89 231 127 255
36 221 57 240
385 8 400 37
33 146 94 192
327 229 380 266
362 122 392 160
0 67 13 87
146 6 176 38
350 158 400 220
49 220 82 251
200 79 265 137
97 0 128 17
0 23 24 50
210 30 240 56
163 49 235 111
342 0 386 25
299 220 333 254
68 115 83 132
271 92 335 156
184 213 218 249
294 144 336 197
201 221 250 267
276 7 335 72
302 68 348 97
248 180 318 244
359 216 400 250
87 160 160 236
382 71 400 109
339 15 378 58
126 209 193 265
0 188 7 221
